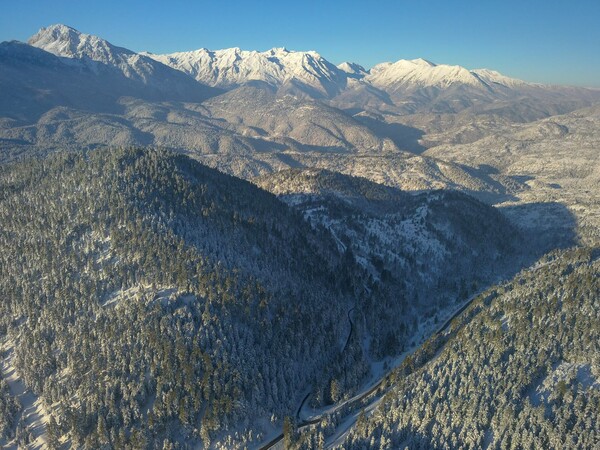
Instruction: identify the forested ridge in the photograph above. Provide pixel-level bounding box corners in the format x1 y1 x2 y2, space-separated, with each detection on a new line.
334 247 600 449
0 148 368 448
0 148 594 449
257 168 528 359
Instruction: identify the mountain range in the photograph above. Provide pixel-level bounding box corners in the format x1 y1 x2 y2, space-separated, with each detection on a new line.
0 23 599 449
2 24 598 241
1 25 597 198
25 24 598 115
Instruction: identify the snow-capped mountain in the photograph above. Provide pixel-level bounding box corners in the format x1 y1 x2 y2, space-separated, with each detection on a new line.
28 24 217 101
337 62 368 79
471 68 532 89
148 44 532 98
336 57 596 116
2 24 599 159
144 38 598 117
365 58 529 91
145 46 348 98
23 24 599 114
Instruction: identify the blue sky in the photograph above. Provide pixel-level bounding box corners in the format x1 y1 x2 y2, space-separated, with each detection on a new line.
2 0 599 86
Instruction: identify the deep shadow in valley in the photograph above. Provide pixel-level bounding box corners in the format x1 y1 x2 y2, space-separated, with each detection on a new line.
498 201 578 253
355 115 427 154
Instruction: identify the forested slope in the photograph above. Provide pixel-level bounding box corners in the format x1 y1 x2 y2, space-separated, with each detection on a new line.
338 248 600 449
257 169 528 359
0 148 579 449
0 148 365 448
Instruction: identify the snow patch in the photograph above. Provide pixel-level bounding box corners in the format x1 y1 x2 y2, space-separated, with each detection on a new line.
531 361 599 407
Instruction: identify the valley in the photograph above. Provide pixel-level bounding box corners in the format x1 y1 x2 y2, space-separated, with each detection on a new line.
0 21 598 449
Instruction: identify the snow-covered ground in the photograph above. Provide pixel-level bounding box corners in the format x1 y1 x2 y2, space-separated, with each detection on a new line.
0 338 49 449
531 361 600 407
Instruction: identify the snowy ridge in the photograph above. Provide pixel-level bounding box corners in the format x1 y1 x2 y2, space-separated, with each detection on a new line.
27 24 534 98
366 58 530 90
472 68 531 88
144 43 532 96
337 62 367 79
144 46 348 96
29 24 155 81
26 24 217 103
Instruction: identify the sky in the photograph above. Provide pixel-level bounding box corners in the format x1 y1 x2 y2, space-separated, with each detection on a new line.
1 0 599 87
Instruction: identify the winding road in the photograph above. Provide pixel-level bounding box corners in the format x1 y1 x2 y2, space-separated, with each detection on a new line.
257 305 356 450
257 289 483 450
341 307 355 353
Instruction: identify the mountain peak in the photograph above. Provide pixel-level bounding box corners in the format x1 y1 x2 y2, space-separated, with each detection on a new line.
337 62 367 79
268 47 289 54
25 24 217 101
32 23 81 39
147 45 347 96
28 24 78 50
364 56 533 93
28 23 125 61
413 57 435 66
